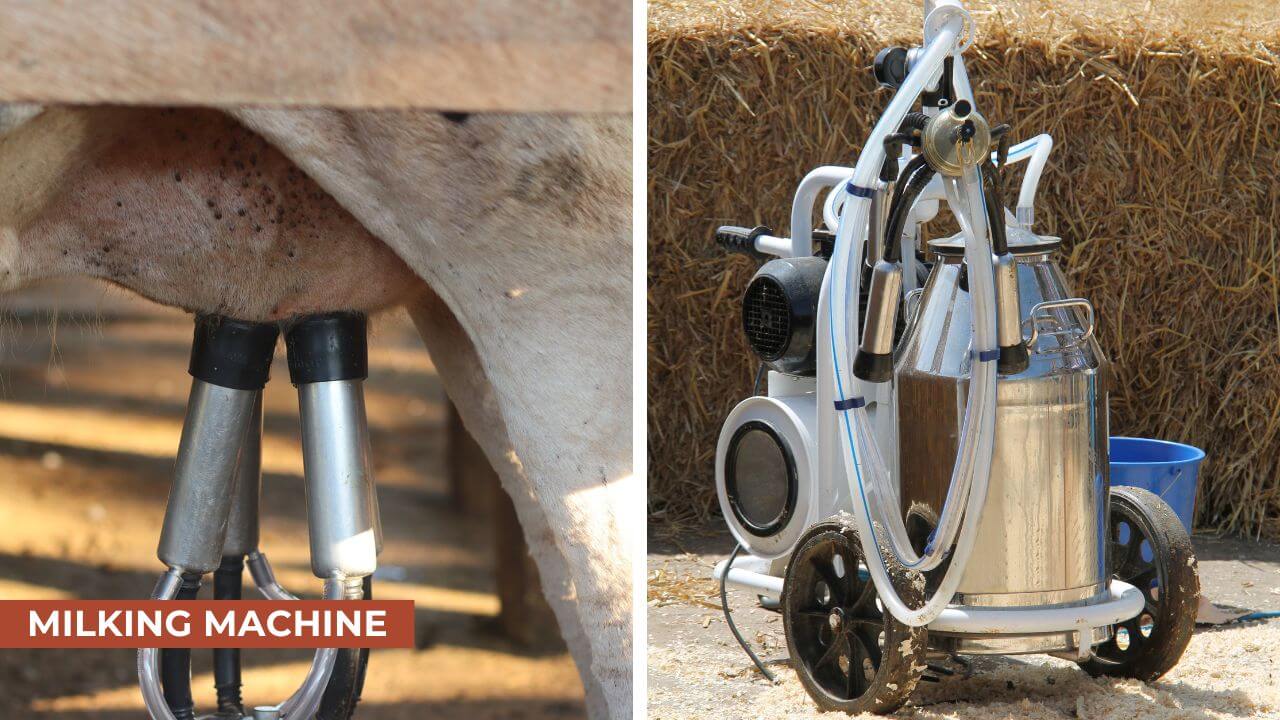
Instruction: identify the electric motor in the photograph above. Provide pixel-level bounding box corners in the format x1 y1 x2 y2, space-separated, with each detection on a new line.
741 257 827 376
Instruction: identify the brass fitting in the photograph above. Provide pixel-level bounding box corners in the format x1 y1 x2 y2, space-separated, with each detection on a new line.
921 100 991 177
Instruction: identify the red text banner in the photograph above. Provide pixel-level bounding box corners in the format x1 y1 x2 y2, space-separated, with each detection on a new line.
0 600 415 648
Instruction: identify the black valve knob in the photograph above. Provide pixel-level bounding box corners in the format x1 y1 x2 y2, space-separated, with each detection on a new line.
714 225 773 261
873 47 910 89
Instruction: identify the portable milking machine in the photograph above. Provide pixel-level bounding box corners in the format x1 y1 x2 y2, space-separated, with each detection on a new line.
138 312 380 720
711 0 1199 711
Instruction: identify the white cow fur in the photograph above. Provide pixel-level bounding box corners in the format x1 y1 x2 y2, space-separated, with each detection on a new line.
232 109 634 719
0 106 634 719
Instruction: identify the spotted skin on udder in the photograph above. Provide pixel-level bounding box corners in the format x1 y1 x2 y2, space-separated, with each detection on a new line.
17 107 420 321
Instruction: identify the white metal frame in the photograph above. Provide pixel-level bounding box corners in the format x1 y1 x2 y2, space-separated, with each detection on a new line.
714 560 1144 648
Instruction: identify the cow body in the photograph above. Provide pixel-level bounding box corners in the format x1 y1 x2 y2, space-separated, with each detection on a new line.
0 106 633 719
0 107 421 318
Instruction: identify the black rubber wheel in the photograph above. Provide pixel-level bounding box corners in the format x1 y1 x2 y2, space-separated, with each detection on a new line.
1081 485 1198 682
782 518 927 714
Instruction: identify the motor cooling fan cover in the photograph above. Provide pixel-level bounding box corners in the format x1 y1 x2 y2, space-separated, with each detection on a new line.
742 257 827 375
716 395 817 558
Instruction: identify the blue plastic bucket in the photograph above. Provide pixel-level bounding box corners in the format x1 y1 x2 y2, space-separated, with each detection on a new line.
1109 437 1205 534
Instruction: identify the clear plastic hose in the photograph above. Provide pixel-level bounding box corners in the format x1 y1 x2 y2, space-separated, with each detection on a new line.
247 550 300 601
247 551 344 720
822 13 1000 627
139 558 345 720
862 171 996 574
831 170 997 628
822 177 850 232
137 569 183 720
275 577 347 720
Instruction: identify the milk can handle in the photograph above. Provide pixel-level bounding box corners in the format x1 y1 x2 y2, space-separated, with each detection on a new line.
897 288 926 347
1023 298 1095 351
904 288 925 319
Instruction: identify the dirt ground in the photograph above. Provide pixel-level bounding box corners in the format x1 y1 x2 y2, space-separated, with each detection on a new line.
649 525 1280 719
0 279 584 719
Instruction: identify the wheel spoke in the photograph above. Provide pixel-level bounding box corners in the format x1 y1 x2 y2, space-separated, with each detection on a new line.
814 632 844 670
796 606 832 621
1108 541 1124 578
834 546 863 606
854 625 883 668
1122 618 1147 653
810 554 846 607
1117 547 1151 576
1125 567 1159 601
847 569 877 615
845 633 871 698
1114 533 1143 579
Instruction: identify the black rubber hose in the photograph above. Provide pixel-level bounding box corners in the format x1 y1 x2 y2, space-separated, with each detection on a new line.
880 133 914 182
213 555 245 717
354 576 373 704
161 572 203 720
878 154 929 261
721 545 776 683
161 564 372 720
981 163 1009 255
994 125 1012 171
887 155 928 219
883 161 936 263
985 124 1013 255
901 112 930 131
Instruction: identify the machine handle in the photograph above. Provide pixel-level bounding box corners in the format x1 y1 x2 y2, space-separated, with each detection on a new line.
715 225 772 260
1023 298 1095 352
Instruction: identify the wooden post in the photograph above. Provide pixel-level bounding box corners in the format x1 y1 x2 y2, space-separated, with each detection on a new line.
445 401 492 515
493 485 539 646
444 399 551 646
0 0 629 112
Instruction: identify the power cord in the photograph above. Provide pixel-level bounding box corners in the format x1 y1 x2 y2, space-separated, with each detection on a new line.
720 544 777 683
724 364 777 682
752 363 767 395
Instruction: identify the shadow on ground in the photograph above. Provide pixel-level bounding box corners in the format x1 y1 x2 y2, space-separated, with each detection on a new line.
0 279 584 719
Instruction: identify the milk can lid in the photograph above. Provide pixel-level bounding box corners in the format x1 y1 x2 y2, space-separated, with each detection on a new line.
928 222 1061 257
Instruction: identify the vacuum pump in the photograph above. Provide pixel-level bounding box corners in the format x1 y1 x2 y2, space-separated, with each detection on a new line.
710 0 1199 712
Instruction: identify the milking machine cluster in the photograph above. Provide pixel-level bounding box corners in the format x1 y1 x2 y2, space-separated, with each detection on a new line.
711 0 1199 712
139 312 379 720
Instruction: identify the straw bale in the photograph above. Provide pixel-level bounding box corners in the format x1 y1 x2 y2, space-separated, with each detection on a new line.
647 0 1280 535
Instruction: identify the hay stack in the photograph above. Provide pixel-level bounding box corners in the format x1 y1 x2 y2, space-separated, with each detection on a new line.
648 0 1280 535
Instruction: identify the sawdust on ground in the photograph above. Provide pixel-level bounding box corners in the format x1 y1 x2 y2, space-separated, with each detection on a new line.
649 553 1280 720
